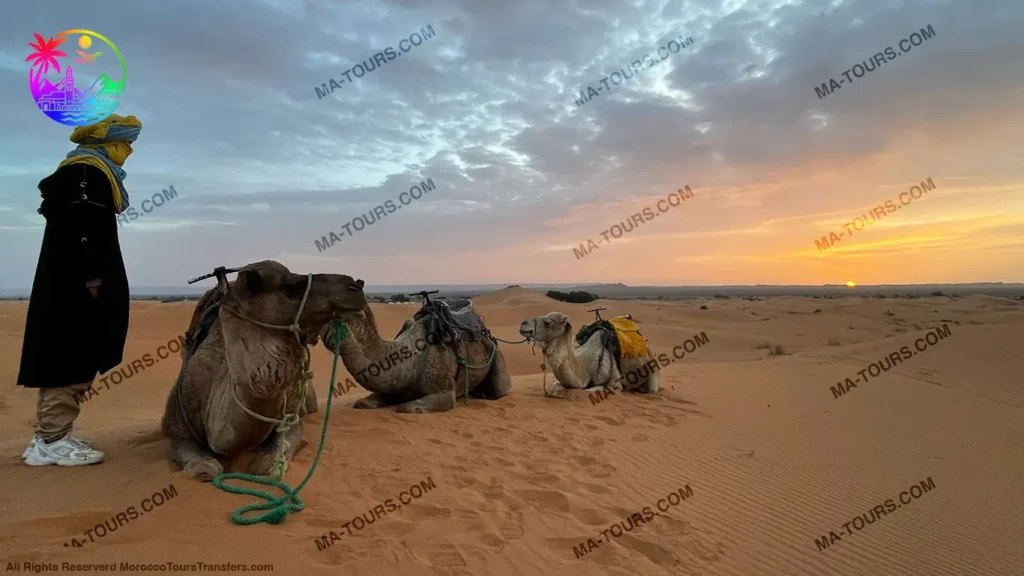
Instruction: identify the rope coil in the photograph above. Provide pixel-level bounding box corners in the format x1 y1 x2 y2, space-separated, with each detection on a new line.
212 321 350 526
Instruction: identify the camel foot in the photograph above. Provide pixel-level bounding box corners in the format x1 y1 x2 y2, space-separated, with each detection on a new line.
184 458 224 482
640 372 660 394
171 438 224 482
396 391 456 413
353 392 395 409
248 420 304 476
544 380 569 398
605 378 624 394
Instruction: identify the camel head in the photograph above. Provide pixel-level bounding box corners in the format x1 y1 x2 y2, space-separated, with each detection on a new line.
224 260 366 342
519 312 572 344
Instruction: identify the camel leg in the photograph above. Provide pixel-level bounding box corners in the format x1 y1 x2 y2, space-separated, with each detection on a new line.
545 379 569 397
471 346 511 400
396 390 456 414
304 379 319 414
353 391 399 409
171 438 224 483
248 420 304 476
639 368 660 394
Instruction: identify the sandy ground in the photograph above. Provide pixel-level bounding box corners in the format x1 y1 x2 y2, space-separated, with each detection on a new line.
1 287 1022 576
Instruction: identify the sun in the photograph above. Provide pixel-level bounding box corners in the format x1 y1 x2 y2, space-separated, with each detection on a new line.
78 35 92 49
846 281 856 287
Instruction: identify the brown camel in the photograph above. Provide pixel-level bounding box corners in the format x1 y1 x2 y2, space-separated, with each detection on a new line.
518 312 660 396
319 303 512 413
160 261 367 482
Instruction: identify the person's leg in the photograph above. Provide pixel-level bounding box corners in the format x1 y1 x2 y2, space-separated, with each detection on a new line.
21 383 94 459
26 380 104 466
36 381 94 443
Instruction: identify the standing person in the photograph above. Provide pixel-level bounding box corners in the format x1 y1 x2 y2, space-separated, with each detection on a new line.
18 114 143 466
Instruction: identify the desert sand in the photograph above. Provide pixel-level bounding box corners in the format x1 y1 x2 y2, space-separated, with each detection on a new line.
1 287 1022 575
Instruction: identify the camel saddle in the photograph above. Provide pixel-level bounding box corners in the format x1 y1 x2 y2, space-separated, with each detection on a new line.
183 289 226 358
401 298 490 345
575 316 648 374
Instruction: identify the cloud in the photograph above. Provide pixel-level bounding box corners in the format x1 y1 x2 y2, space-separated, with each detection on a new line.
1 0 1022 289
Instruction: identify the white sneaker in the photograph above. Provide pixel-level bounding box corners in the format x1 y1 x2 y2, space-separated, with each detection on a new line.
22 435 39 460
22 433 93 459
25 436 104 466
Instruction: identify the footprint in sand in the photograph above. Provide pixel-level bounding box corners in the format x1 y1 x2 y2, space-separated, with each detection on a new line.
429 548 468 569
591 415 625 426
633 433 650 442
576 481 613 495
581 462 617 479
514 489 572 512
500 522 525 540
568 507 609 526
571 455 599 466
616 534 680 567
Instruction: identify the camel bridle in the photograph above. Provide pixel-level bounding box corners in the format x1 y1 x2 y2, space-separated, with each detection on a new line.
216 273 320 427
219 272 315 350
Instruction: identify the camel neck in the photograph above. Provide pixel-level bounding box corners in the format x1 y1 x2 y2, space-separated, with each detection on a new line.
221 314 304 402
544 332 588 388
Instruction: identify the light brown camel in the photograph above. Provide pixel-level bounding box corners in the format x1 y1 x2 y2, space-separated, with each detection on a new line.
160 261 367 482
518 312 660 396
319 303 512 413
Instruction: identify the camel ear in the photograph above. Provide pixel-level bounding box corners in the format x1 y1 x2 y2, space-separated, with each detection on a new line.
355 279 365 289
564 321 572 334
238 269 266 294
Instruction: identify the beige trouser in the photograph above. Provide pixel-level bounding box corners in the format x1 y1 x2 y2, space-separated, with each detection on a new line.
35 381 94 443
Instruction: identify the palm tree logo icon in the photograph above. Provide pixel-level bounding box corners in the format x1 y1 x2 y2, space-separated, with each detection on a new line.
26 33 67 79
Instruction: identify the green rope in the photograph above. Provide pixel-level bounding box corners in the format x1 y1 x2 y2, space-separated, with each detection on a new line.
455 338 498 406
212 320 349 526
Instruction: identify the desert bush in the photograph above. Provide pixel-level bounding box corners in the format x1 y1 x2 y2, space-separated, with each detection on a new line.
546 290 599 304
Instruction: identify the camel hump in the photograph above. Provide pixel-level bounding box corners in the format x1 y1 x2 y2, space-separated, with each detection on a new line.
607 317 647 359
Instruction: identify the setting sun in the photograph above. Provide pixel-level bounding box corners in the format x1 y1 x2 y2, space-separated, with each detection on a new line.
78 35 91 49
846 281 856 287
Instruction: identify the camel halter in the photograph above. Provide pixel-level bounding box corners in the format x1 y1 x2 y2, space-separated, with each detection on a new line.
523 318 565 399
218 273 316 427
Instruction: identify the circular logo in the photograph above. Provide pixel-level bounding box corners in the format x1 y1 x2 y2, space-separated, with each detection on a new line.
27 29 127 126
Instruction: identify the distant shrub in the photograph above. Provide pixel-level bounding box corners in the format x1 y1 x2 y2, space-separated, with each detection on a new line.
931 291 944 297
546 290 599 304
390 294 410 303
700 304 709 310
827 337 841 346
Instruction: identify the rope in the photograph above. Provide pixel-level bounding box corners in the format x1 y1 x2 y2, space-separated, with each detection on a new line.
455 337 499 406
211 320 349 526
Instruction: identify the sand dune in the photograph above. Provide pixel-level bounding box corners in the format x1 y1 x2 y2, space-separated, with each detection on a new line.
1 289 1022 575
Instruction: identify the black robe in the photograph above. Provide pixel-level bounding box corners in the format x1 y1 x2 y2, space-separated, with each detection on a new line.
17 163 130 389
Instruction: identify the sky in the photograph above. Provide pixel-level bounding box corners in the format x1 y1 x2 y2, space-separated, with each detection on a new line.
1 0 1022 290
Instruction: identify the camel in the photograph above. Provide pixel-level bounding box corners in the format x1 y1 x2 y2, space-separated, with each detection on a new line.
319 302 512 413
518 312 660 397
160 261 367 482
